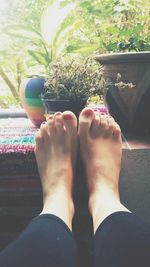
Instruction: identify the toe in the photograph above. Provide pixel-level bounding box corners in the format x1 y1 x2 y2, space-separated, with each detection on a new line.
54 113 65 134
113 123 122 140
99 114 109 135
62 111 77 133
34 130 44 152
40 122 49 140
78 108 95 136
107 116 116 135
54 112 62 117
47 115 55 134
91 111 101 136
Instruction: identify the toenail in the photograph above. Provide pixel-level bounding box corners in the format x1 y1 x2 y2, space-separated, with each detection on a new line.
83 109 93 117
41 121 46 125
63 114 73 120
95 111 100 119
55 112 62 116
47 115 53 120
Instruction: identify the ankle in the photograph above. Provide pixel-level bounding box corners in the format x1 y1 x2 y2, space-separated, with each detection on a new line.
89 179 119 203
88 185 120 218
88 190 130 233
42 192 75 230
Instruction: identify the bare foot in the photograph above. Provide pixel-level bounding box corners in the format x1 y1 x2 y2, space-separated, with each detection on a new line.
34 111 77 230
79 108 129 233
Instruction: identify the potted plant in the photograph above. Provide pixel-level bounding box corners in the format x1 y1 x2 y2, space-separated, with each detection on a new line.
42 56 107 117
96 52 150 137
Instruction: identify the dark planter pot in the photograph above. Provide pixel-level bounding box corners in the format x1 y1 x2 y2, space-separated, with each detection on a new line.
42 99 87 118
20 78 45 127
96 52 150 137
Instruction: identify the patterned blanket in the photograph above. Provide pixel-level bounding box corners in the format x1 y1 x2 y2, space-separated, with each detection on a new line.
0 117 40 179
0 118 41 250
0 118 36 153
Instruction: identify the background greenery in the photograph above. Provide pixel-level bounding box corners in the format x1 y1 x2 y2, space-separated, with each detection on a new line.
0 0 149 107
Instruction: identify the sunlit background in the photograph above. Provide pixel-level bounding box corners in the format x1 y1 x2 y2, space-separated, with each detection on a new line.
41 0 75 44
0 0 149 108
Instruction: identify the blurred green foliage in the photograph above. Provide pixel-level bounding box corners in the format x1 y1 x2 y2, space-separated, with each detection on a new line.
0 96 21 108
73 0 150 53
0 0 149 107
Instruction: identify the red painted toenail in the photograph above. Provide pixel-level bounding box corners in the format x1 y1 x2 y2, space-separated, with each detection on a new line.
83 110 93 117
63 114 73 120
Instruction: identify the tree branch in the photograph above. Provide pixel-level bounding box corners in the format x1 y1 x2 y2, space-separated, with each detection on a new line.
0 67 19 99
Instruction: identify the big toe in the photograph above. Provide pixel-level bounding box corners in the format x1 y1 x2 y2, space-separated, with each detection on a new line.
78 108 95 136
62 111 77 134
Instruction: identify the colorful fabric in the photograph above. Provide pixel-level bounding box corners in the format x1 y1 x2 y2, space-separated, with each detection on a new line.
0 118 40 250
0 118 37 154
0 117 40 183
0 105 107 154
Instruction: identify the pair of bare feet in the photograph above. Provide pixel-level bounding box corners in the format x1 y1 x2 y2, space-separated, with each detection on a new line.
34 108 129 233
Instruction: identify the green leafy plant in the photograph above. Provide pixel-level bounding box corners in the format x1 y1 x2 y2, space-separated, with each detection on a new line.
42 56 108 101
105 0 150 52
5 27 52 74
70 0 150 53
3 1 80 75
0 0 48 104
0 95 21 108
1 0 150 109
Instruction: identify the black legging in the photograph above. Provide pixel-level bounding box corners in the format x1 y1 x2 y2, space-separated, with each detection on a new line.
0 212 150 267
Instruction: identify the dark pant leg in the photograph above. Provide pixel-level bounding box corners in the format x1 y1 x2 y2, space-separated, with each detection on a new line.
94 211 150 267
0 214 78 267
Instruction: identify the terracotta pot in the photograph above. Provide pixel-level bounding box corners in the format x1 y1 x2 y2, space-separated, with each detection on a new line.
20 78 45 127
42 99 87 118
96 52 150 136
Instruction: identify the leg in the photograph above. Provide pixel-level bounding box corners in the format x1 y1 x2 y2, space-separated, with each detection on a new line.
0 214 78 267
79 108 129 232
79 108 150 267
94 212 150 267
0 111 78 267
35 111 77 230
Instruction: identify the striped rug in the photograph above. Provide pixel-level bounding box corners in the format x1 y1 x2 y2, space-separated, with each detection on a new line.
0 118 42 250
